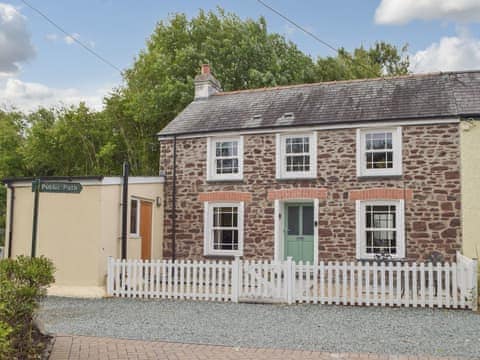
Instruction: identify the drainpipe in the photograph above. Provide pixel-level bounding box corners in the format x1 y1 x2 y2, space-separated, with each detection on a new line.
121 161 129 259
7 185 14 259
172 136 177 261
31 179 40 258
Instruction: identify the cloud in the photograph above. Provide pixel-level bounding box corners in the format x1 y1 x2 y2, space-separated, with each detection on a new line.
411 33 480 73
375 0 480 25
64 32 80 45
0 78 107 112
0 3 35 74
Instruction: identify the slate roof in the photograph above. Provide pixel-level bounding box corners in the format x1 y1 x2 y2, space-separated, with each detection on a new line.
158 70 480 136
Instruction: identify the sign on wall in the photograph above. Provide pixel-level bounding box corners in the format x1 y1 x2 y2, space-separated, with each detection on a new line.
31 181 83 194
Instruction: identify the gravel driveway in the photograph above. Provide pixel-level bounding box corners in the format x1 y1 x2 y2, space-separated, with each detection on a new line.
39 297 480 359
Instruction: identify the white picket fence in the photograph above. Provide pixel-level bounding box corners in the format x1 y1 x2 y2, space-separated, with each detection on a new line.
107 253 478 310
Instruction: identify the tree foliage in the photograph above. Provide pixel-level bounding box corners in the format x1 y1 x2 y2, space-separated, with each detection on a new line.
0 111 26 232
0 256 55 359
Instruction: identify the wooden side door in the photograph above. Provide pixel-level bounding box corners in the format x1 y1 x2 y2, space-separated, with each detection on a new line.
139 200 153 260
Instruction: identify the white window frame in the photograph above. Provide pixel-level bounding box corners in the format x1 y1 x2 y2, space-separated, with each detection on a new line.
355 199 405 260
276 132 317 179
356 127 402 177
203 201 244 256
206 136 243 181
129 198 140 237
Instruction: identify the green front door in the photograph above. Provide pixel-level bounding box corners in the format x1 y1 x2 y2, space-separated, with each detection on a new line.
284 203 314 263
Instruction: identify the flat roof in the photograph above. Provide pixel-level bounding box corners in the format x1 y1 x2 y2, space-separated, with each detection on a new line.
2 176 164 186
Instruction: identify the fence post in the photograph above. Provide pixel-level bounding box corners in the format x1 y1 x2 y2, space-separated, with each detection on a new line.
232 256 241 303
106 256 113 296
471 258 478 311
286 257 294 304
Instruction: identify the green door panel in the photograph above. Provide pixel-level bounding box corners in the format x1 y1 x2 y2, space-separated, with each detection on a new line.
284 203 315 263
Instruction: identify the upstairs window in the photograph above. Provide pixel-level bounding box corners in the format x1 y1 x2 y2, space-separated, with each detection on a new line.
357 127 402 177
207 137 243 181
276 132 317 179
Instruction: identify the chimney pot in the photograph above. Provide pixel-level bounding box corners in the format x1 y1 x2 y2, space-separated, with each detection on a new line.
201 64 210 75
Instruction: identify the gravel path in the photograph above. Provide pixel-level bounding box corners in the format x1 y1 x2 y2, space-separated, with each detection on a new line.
39 297 480 359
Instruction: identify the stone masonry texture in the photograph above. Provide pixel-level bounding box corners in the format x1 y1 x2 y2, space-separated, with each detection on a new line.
159 123 461 262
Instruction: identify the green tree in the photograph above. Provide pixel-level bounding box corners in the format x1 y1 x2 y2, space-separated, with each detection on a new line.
0 111 26 240
22 104 119 177
315 42 409 81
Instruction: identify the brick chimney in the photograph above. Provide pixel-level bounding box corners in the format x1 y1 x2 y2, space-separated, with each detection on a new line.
194 64 221 100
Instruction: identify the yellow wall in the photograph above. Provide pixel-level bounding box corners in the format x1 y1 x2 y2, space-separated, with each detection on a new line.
4 178 164 297
461 120 480 259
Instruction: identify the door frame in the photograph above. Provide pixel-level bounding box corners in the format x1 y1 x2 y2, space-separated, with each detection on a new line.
274 198 319 264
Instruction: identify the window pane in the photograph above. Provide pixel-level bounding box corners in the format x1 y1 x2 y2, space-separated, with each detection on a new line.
366 205 396 229
213 207 237 227
365 151 393 169
302 206 314 235
366 132 393 150
287 206 300 235
386 133 392 148
130 199 138 234
286 155 310 172
286 137 309 154
215 141 237 157
216 159 239 174
366 230 397 254
213 229 238 250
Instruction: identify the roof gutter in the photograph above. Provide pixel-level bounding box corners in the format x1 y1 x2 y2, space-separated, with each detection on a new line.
1 175 104 185
156 114 464 139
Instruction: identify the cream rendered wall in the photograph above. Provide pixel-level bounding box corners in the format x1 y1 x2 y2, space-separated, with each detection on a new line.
461 120 480 259
5 184 103 286
37 186 102 286
96 182 164 287
6 186 34 257
3 179 164 297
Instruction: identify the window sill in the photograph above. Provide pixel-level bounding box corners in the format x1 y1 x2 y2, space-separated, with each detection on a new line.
204 254 239 259
276 176 317 181
356 257 406 263
206 178 244 183
204 252 242 258
357 174 403 181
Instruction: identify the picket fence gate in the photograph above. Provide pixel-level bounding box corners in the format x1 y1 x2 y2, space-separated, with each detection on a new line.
106 252 478 310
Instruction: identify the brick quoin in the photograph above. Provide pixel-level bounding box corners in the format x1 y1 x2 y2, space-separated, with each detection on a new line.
349 188 413 201
267 188 327 200
198 191 252 202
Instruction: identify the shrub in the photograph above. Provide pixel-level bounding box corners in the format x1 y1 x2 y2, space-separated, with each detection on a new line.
0 256 55 359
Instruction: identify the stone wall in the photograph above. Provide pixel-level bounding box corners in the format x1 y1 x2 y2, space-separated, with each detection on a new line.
159 123 461 262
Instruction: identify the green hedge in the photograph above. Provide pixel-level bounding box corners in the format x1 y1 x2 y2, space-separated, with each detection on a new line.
0 256 55 359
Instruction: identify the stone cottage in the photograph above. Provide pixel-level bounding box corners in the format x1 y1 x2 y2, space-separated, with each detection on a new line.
158 66 480 264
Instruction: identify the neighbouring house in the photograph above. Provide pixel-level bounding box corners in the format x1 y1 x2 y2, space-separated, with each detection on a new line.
158 65 480 264
2 176 164 297
461 121 480 260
